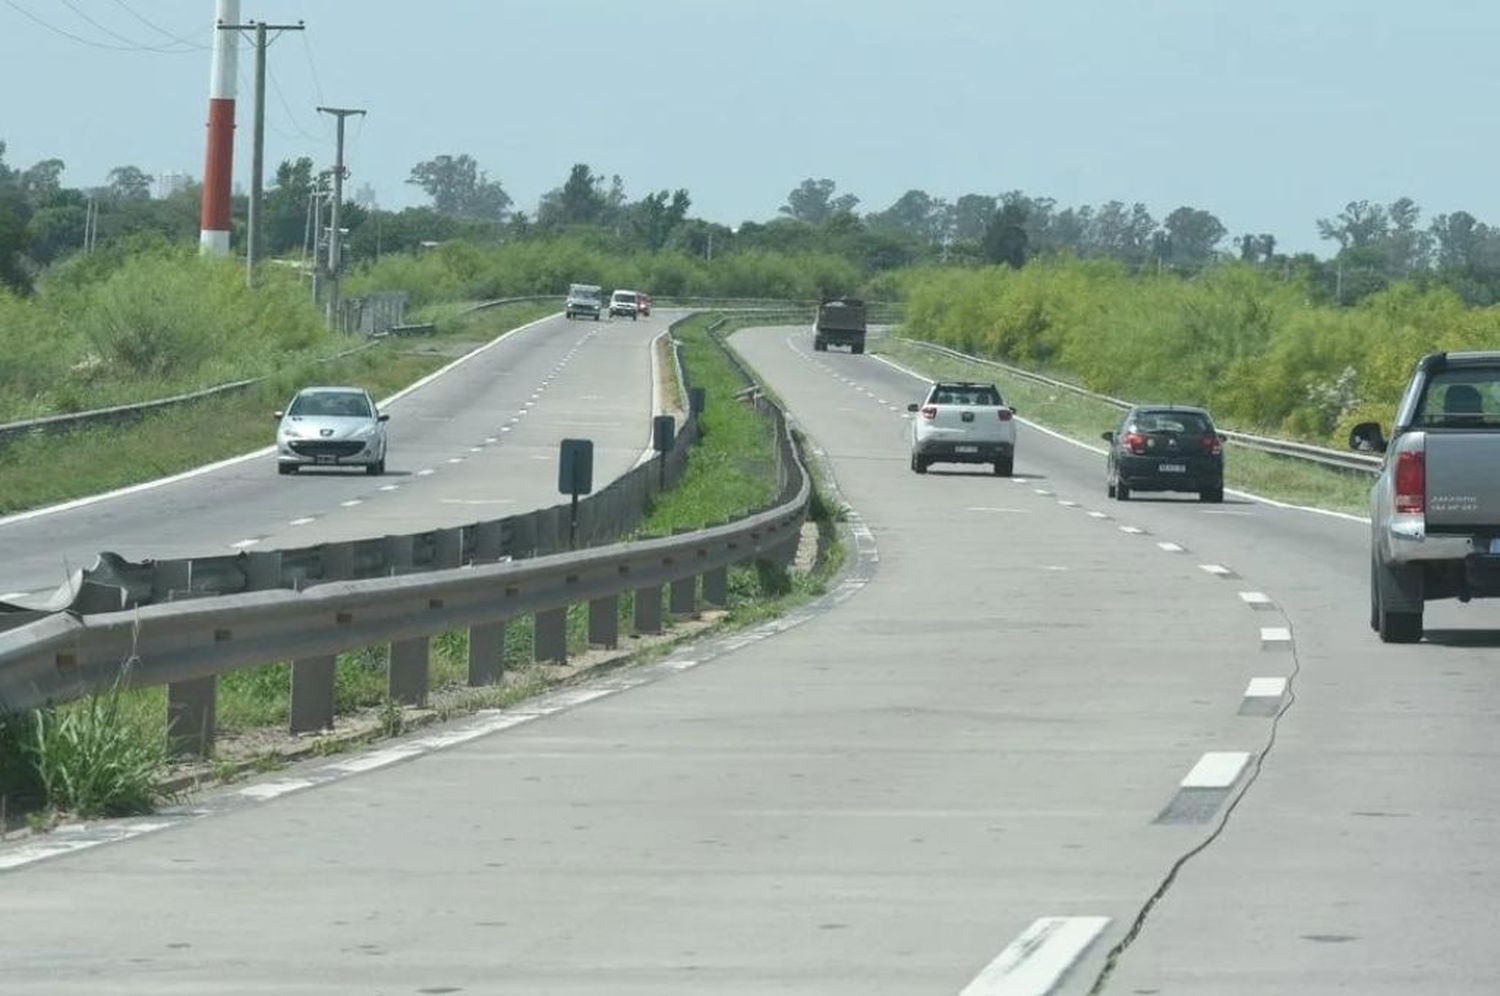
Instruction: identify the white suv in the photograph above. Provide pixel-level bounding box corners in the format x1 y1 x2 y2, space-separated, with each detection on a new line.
907 381 1017 476
609 289 639 319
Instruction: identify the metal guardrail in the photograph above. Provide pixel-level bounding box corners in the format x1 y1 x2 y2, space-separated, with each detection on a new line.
0 311 811 759
894 337 1382 475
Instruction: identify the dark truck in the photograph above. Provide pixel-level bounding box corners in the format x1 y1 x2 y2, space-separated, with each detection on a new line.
813 297 866 353
1351 350 1500 642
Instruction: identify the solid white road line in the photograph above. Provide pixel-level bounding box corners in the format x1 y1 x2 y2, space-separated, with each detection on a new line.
0 312 562 531
1181 751 1251 789
959 916 1111 996
0 592 27 601
1260 626 1293 647
1239 591 1274 607
1244 677 1288 699
237 779 317 801
1199 563 1233 577
1157 541 1185 553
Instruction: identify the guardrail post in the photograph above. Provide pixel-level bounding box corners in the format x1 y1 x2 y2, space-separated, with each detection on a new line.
152 560 192 602
245 550 282 590
435 528 463 568
167 677 216 758
384 534 414 574
589 595 618 649
474 521 503 563
469 621 505 685
670 574 697 617
323 541 355 582
633 585 663 635
389 638 429 706
289 655 336 733
534 607 567 663
703 566 729 607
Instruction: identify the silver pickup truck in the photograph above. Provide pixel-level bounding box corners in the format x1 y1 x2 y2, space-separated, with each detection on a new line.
1350 351 1500 642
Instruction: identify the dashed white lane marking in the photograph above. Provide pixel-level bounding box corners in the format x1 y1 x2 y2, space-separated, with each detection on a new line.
524 401 536 408
447 457 464 464
1119 526 1145 535
500 426 512 432
289 517 316 526
1181 751 1251 789
1034 489 1054 496
968 507 1031 513
1239 591 1274 607
1260 626 1293 648
417 468 435 476
378 485 398 492
1157 541 1185 553
229 538 261 549
517 410 528 417
1244 676 1288 699
1057 500 1079 508
340 499 363 508
485 437 498 444
958 916 1111 996
470 446 483 453
1199 563 1234 577
1087 511 1110 519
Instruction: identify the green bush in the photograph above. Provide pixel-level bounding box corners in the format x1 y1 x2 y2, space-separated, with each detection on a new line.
898 258 1500 443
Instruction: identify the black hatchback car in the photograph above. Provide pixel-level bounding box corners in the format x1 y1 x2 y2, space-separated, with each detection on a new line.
1103 406 1224 502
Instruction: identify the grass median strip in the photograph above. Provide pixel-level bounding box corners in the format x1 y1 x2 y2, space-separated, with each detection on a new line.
874 336 1371 516
1 311 846 827
0 302 554 515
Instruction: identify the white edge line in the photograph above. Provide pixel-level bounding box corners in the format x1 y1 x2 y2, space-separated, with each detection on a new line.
871 350 1368 523
0 311 562 529
959 915 1111 996
636 326 670 468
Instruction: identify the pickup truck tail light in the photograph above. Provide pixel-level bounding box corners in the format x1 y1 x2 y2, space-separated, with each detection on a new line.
1394 449 1425 514
997 409 1013 422
920 405 937 421
1123 431 1147 455
1203 433 1223 456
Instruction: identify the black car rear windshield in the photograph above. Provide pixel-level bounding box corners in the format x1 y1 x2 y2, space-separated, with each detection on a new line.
1413 368 1500 427
290 392 372 418
931 385 1003 406
1130 411 1213 434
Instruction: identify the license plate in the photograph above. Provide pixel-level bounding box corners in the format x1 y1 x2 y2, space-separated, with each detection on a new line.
1159 463 1186 473
956 445 978 454
316 455 336 465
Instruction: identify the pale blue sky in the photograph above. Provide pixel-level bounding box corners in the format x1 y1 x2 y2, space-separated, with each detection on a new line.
1 1 1495 253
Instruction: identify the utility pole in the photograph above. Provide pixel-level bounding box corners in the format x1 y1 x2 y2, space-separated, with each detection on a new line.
317 106 366 328
219 18 305 287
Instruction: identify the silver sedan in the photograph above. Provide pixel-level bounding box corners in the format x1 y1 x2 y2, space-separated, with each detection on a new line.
275 387 389 476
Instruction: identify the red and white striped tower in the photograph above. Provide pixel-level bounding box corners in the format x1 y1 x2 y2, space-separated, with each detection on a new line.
198 0 240 255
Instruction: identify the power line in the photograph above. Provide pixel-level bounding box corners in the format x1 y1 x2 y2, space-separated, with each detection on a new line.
108 0 206 50
299 30 327 108
2 0 194 52
268 64 321 142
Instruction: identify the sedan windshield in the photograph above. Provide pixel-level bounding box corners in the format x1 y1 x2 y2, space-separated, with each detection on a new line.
289 392 372 418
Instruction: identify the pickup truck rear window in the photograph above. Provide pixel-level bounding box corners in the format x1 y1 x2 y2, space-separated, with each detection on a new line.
1413 369 1500 427
931 387 1003 406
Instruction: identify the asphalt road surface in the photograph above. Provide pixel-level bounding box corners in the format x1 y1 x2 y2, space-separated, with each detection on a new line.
0 311 668 600
2 323 1497 994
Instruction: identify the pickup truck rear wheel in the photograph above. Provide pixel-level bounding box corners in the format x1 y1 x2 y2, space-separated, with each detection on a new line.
1373 555 1424 643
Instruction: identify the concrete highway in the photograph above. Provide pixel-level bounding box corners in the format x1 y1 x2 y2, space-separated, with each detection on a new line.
2 322 1498 993
0 311 668 600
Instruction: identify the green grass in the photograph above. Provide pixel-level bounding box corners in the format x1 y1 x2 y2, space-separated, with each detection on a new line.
21 679 168 818
875 337 1372 516
0 302 554 515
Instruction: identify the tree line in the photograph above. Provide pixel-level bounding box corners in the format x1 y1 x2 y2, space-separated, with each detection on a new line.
7 135 1500 307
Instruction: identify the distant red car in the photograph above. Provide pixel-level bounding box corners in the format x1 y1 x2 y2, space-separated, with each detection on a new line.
637 291 652 316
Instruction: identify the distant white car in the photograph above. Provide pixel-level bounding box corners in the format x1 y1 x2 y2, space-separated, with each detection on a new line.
609 289 639 319
908 381 1017 476
275 387 389 476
